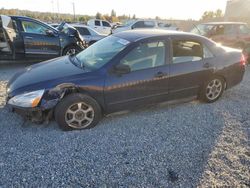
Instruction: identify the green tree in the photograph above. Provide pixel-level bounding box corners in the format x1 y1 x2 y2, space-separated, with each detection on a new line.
96 12 102 19
111 9 116 17
201 9 224 21
215 9 223 18
155 16 161 20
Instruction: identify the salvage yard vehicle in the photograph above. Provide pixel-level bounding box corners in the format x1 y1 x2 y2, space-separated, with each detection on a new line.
87 19 112 35
6 30 246 130
112 19 179 34
190 22 250 62
0 15 85 63
70 24 106 46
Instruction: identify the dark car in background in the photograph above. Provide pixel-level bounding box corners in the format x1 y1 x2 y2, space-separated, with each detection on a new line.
6 30 245 131
0 15 85 63
190 22 250 61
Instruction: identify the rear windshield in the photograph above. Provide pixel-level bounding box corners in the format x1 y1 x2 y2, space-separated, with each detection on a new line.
190 24 214 36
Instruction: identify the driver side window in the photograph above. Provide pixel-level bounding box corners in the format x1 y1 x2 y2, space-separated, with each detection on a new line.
132 21 144 29
120 41 166 72
21 20 47 35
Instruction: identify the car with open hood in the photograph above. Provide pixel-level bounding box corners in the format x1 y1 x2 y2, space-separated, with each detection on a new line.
6 30 246 131
190 22 250 62
70 24 106 46
0 15 85 63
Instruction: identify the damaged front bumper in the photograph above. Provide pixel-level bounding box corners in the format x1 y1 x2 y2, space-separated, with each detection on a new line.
6 104 48 124
6 90 64 124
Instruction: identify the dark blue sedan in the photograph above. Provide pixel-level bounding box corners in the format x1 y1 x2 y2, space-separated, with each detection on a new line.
6 30 246 130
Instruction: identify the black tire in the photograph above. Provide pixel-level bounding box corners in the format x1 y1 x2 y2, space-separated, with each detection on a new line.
63 46 81 56
200 76 225 103
54 93 102 131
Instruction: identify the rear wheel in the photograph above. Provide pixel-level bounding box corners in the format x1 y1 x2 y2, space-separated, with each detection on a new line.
200 76 225 103
55 93 102 131
243 44 250 64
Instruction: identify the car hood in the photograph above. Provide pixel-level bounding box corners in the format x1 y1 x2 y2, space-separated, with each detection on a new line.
7 56 89 95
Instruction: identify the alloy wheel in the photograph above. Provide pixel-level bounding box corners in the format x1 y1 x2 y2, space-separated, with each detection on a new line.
65 102 94 129
206 79 223 101
66 48 76 55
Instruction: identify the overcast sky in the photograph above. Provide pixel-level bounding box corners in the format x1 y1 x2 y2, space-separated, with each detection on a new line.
0 0 228 20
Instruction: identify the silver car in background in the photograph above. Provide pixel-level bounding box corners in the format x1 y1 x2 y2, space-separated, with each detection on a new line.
71 24 106 46
112 19 179 34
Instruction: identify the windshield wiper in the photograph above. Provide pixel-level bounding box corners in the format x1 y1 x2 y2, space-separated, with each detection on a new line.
76 56 85 69
69 55 84 69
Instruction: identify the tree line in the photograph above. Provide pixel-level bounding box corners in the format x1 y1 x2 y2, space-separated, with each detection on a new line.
0 8 133 23
0 7 226 24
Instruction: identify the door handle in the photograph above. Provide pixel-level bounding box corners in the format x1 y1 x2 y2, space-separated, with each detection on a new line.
25 36 33 40
154 72 167 78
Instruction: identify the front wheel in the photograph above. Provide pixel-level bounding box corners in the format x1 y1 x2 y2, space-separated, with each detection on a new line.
63 46 81 56
200 76 225 103
55 93 102 131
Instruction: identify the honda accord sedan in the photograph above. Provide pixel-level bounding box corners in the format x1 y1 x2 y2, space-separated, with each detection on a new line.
6 30 246 130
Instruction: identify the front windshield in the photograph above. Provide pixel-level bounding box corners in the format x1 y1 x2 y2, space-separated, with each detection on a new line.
76 36 130 70
191 24 214 36
58 23 73 34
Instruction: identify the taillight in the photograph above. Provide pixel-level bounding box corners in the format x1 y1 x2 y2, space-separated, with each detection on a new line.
240 54 246 66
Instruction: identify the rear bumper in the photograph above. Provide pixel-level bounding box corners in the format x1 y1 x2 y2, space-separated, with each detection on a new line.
226 65 245 89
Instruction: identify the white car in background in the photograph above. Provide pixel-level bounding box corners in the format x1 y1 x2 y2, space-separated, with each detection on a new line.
87 19 112 35
71 24 106 46
112 19 179 33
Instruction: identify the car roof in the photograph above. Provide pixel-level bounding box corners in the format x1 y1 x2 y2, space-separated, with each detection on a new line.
113 29 203 42
10 15 31 19
71 24 89 28
70 24 102 34
202 22 247 25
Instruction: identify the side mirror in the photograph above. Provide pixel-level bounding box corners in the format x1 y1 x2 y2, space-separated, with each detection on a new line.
112 64 131 75
46 30 55 37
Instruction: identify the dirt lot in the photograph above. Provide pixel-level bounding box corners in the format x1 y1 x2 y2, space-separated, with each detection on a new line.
0 64 249 187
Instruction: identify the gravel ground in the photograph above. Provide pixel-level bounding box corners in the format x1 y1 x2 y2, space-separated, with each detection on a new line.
0 64 249 187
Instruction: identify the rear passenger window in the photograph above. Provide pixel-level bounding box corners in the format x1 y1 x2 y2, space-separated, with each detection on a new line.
120 41 166 71
224 25 235 35
132 21 144 29
203 46 214 58
214 25 225 35
95 20 101 26
172 40 203 64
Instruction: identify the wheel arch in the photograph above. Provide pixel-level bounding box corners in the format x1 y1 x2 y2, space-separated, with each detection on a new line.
45 83 104 113
205 73 227 89
212 73 227 90
62 44 80 55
